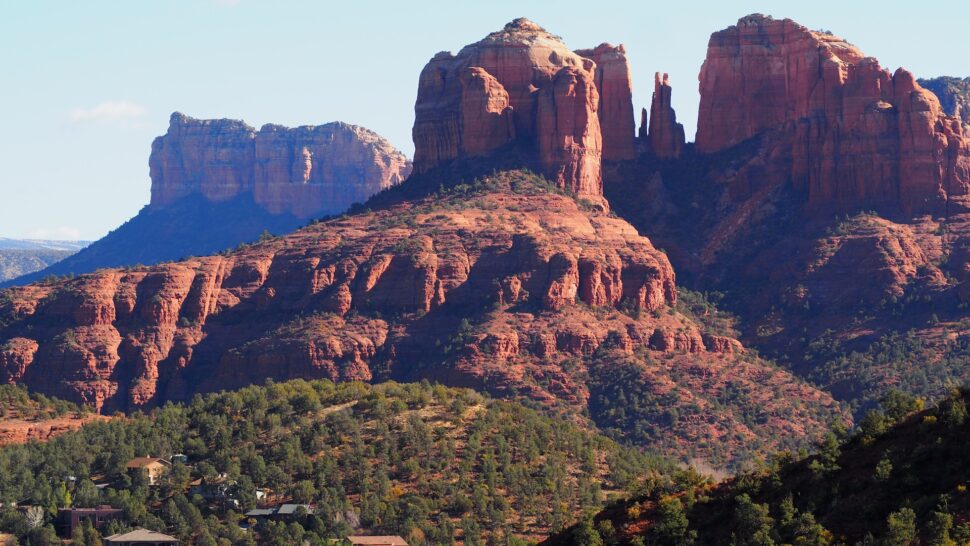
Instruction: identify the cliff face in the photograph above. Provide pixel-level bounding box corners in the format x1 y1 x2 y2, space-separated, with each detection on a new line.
695 14 970 216
574 43 637 162
605 15 970 418
0 174 676 411
412 19 641 204
0 172 842 465
150 113 412 218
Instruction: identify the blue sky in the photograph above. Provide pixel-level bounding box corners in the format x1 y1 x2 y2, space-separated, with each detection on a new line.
2 0 968 240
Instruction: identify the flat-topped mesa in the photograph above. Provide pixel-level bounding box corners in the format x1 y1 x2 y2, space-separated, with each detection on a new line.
695 14 970 215
413 18 637 202
645 72 685 159
150 113 412 218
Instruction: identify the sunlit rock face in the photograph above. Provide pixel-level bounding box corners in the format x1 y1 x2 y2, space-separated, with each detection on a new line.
150 112 412 218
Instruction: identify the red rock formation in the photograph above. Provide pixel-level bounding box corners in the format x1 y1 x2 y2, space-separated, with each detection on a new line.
412 18 608 202
0 174 671 410
0 414 107 446
575 43 636 161
646 72 685 159
458 67 515 156
695 14 970 215
150 113 412 218
537 67 604 199
0 171 843 463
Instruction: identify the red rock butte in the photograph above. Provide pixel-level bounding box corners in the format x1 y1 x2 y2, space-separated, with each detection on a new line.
412 18 643 205
696 14 970 216
150 113 413 218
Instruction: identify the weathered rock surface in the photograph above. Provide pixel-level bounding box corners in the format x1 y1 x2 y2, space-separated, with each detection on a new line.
0 413 106 446
695 14 970 216
413 19 631 203
645 72 685 159
150 113 412 218
575 43 637 161
0 172 840 464
599 14 970 419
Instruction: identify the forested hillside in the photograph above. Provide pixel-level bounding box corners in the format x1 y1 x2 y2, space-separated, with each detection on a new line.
0 380 684 545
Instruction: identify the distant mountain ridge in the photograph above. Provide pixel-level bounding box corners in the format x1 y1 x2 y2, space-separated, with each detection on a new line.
0 238 89 252
0 239 90 282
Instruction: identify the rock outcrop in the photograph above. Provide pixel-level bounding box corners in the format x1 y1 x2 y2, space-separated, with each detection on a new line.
0 413 106 446
645 72 685 159
695 14 970 216
0 174 674 410
413 19 640 203
0 171 841 464
150 113 412 218
920 76 970 125
575 43 637 161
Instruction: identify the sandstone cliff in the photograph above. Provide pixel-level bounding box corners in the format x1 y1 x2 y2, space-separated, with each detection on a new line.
606 15 970 418
412 19 641 205
574 43 637 162
150 113 412 218
0 172 841 465
695 14 970 216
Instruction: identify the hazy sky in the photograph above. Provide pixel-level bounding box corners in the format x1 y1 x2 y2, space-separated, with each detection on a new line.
2 0 968 241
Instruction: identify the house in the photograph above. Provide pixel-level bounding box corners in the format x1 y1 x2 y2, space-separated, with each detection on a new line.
125 457 171 485
56 505 123 537
189 475 242 508
345 537 409 546
244 503 311 522
189 474 229 498
104 528 179 545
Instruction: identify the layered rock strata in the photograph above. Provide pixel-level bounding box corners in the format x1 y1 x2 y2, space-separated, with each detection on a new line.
696 14 970 215
150 113 412 218
413 18 642 202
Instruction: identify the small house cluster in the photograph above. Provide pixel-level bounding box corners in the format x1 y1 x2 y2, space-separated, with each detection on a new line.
3 455 408 545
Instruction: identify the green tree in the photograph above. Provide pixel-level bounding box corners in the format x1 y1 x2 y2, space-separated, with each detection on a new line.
571 517 603 546
939 391 967 428
731 494 776 546
82 519 102 546
811 432 841 477
652 497 696 546
874 452 893 482
928 510 956 546
73 479 100 508
881 390 920 422
884 508 917 546
791 513 832 546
